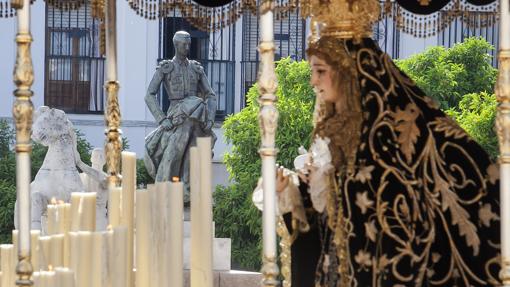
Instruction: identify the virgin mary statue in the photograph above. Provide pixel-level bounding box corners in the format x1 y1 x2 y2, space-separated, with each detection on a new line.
266 0 502 286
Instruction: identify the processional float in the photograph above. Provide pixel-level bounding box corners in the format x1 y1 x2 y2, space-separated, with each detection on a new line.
3 0 510 286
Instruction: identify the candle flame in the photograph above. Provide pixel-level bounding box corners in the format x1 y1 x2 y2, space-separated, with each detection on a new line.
50 197 57 205
48 265 54 271
172 177 180 182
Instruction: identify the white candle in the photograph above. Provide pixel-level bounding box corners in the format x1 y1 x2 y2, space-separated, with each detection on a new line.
63 203 72 233
121 151 136 287
55 267 75 287
169 181 184 287
70 193 81 231
105 228 114 287
12 230 19 268
147 184 159 287
45 270 56 287
81 193 97 231
50 234 64 267
76 231 93 287
112 226 128 287
39 236 51 270
32 271 40 287
56 202 66 234
190 146 202 287
31 230 41 271
71 192 97 231
135 189 150 287
0 244 14 287
47 204 58 235
108 187 122 227
156 182 170 286
91 232 105 287
197 137 213 287
63 203 72 268
69 232 79 275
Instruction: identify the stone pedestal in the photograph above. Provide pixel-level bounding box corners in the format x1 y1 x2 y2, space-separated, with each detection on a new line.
183 221 231 270
179 208 261 287
182 270 262 287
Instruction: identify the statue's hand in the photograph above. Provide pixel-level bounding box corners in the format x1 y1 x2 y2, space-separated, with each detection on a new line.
276 166 290 194
201 120 214 131
99 178 108 190
160 118 173 131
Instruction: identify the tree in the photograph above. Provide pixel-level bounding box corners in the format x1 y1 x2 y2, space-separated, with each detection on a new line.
395 37 497 110
214 58 315 270
446 92 498 159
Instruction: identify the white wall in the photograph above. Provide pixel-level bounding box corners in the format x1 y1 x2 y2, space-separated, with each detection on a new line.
398 33 439 59
0 0 46 117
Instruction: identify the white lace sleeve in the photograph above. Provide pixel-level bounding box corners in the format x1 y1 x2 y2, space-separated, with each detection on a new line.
252 171 309 232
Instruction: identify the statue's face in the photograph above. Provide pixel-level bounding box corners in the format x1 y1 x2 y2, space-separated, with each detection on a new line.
174 39 191 57
310 55 340 104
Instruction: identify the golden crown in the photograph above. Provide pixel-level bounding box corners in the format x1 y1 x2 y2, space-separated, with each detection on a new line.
300 0 381 39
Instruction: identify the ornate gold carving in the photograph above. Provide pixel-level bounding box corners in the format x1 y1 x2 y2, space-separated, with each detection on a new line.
13 34 34 89
258 106 279 153
15 255 33 286
496 50 510 164
258 39 279 153
258 41 278 99
13 99 33 152
104 80 122 186
260 0 273 15
261 255 280 287
300 0 380 39
12 31 34 152
10 0 22 9
90 0 106 55
500 258 510 284
277 217 291 287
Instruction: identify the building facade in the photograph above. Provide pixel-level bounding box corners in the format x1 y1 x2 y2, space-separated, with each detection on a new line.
0 0 499 187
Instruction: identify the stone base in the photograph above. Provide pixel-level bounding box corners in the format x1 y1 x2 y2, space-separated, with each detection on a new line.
183 237 231 270
183 270 262 287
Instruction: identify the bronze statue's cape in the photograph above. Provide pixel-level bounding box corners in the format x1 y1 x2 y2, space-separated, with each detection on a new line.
286 38 500 287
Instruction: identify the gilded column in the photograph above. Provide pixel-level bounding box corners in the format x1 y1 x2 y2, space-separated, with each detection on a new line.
12 0 34 284
104 0 122 188
497 0 510 285
258 1 280 287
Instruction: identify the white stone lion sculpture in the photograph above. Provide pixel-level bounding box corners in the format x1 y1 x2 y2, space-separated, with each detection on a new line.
14 106 106 230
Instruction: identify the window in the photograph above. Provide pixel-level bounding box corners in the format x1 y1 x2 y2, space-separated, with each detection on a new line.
159 16 236 121
45 2 105 113
241 8 306 108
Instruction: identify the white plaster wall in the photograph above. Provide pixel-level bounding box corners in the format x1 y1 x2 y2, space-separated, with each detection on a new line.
398 33 439 59
0 0 45 117
31 0 46 109
117 0 159 122
0 16 16 118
